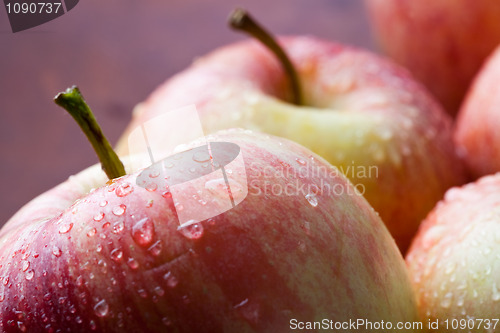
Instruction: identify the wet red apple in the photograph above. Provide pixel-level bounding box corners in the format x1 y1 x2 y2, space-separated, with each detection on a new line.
0 88 418 332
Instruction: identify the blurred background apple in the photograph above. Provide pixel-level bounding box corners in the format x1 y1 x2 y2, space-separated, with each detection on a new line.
0 0 375 227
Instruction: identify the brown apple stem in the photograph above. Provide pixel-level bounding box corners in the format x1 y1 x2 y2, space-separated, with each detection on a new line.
229 8 303 106
54 86 126 180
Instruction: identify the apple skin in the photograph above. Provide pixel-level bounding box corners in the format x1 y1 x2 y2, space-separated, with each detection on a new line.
455 45 500 179
115 36 467 253
0 130 418 332
365 0 500 116
406 173 500 332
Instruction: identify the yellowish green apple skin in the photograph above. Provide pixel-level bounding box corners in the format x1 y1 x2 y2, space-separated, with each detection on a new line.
406 174 500 332
0 130 420 332
455 45 500 179
365 0 500 116
116 36 467 252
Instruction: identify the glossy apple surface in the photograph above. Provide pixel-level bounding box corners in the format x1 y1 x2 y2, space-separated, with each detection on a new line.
455 45 500 179
0 130 418 332
365 0 500 115
406 173 500 332
116 36 467 252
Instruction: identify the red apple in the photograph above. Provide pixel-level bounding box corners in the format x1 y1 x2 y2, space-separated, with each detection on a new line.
406 173 500 331
455 44 500 179
0 89 418 332
116 33 467 253
365 0 500 115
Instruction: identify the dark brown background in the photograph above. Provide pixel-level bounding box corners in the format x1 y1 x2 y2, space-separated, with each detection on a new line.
0 0 375 226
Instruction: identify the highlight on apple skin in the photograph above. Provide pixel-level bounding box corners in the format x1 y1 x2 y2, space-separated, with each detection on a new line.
0 130 419 332
455 44 500 179
365 0 500 116
116 36 467 252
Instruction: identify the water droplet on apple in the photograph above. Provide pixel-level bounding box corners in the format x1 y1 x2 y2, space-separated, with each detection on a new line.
116 182 134 197
94 299 109 317
149 170 160 178
52 246 62 257
440 292 453 308
58 223 73 234
110 249 123 262
178 222 204 240
163 272 178 288
137 289 148 298
146 199 154 208
193 151 210 163
112 221 125 234
295 158 306 166
131 217 155 247
146 182 158 192
2 277 9 286
17 322 26 332
25 270 34 281
87 228 97 237
154 286 165 296
305 193 318 207
162 191 172 199
148 240 162 256
164 161 174 168
127 257 139 270
99 200 108 207
492 283 500 301
234 298 259 325
93 212 104 222
112 204 126 216
89 319 97 330
21 261 30 272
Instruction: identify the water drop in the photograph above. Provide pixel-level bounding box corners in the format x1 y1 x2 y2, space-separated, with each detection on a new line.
21 261 30 272
146 199 154 208
96 244 102 253
25 270 34 281
148 240 162 257
131 217 155 247
127 258 139 270
440 292 453 308
163 272 178 288
146 182 158 192
112 221 125 234
99 200 108 207
93 212 104 222
76 276 84 287
162 191 172 199
17 322 26 332
94 299 109 317
154 286 165 296
137 289 148 298
116 183 134 197
52 246 62 257
164 161 174 168
110 249 123 262
162 317 171 326
89 320 97 330
178 222 204 240
193 151 210 163
112 204 126 216
57 222 73 234
102 222 110 230
305 193 318 207
87 228 97 237
149 170 160 178
295 158 306 166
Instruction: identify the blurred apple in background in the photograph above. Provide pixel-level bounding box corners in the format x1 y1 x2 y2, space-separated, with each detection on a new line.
365 0 500 116
0 87 419 331
406 174 500 332
116 31 467 253
455 45 500 179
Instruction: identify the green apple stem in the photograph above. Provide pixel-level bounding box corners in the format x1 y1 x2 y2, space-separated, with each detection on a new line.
229 8 303 106
54 86 126 180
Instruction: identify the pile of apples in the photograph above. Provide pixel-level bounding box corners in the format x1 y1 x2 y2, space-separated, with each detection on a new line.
1 3 500 332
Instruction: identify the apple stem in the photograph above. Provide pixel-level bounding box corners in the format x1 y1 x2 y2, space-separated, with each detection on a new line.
54 86 126 180
229 8 303 106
